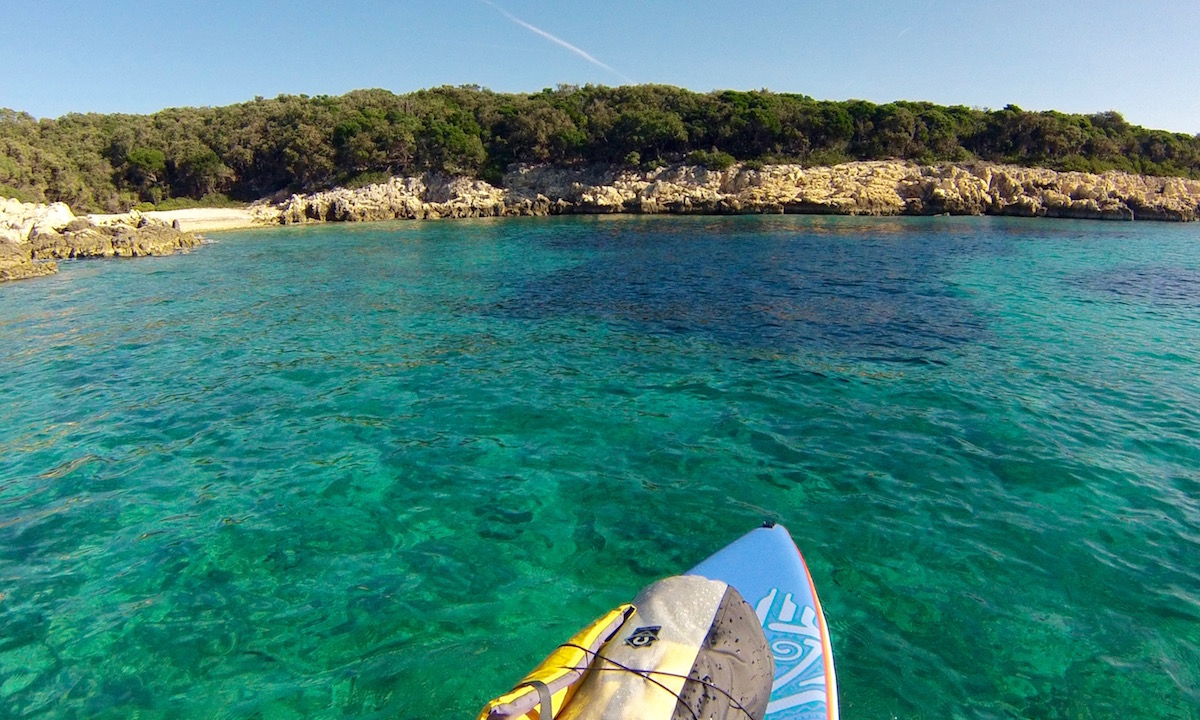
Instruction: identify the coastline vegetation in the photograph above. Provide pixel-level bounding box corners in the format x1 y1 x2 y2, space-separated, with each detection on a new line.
3 85 1199 213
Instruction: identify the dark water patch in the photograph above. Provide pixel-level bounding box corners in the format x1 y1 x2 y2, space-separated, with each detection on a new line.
489 216 988 359
1073 264 1200 308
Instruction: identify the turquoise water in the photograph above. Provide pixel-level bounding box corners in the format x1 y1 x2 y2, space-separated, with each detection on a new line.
1 215 1198 719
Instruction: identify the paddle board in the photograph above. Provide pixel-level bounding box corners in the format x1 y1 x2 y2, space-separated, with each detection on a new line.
688 523 839 720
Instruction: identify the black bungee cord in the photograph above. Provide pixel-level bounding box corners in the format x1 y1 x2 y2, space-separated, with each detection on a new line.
551 641 761 720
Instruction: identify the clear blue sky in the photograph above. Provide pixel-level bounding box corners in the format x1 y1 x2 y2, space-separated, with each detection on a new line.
3 0 1198 134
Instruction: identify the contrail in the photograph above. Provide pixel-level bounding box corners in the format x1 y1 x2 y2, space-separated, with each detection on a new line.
478 0 634 84
898 0 936 39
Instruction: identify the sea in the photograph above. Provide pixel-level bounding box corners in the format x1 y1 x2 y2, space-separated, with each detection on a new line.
1 215 1198 720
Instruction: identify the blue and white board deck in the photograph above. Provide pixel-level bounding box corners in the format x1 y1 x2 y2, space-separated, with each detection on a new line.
688 524 839 720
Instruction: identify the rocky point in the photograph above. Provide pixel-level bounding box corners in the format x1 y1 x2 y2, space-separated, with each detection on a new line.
1 197 201 282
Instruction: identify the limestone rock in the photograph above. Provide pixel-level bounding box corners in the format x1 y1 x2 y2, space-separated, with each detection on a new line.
0 242 57 281
2 196 202 282
29 222 201 260
2 198 79 245
272 161 1194 225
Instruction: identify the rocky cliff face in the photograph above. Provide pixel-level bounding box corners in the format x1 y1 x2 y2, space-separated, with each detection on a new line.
1 198 200 282
273 161 1200 225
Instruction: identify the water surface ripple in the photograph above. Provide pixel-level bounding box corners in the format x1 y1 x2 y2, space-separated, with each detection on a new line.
1 215 1198 719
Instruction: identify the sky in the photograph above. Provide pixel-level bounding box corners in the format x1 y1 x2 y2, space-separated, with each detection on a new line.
2 0 1198 134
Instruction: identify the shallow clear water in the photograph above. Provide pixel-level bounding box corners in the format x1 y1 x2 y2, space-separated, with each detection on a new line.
1 215 1198 719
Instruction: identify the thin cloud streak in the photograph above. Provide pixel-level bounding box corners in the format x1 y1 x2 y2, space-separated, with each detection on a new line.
898 0 937 39
478 0 634 83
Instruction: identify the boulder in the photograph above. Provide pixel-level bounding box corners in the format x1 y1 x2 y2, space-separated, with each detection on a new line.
2 198 79 244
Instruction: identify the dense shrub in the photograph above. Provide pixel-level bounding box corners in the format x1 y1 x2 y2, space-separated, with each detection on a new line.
686 149 737 170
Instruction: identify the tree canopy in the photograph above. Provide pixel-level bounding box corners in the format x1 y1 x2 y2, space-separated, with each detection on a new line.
3 85 1198 212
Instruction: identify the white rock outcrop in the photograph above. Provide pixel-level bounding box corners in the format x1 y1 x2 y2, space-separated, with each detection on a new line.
1 198 200 282
1 198 76 244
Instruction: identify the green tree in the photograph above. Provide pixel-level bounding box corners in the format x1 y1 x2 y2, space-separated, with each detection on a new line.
611 109 688 161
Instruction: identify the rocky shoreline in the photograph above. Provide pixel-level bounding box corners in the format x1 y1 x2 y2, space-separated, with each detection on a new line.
4 161 1199 283
1 199 204 282
272 161 1200 224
